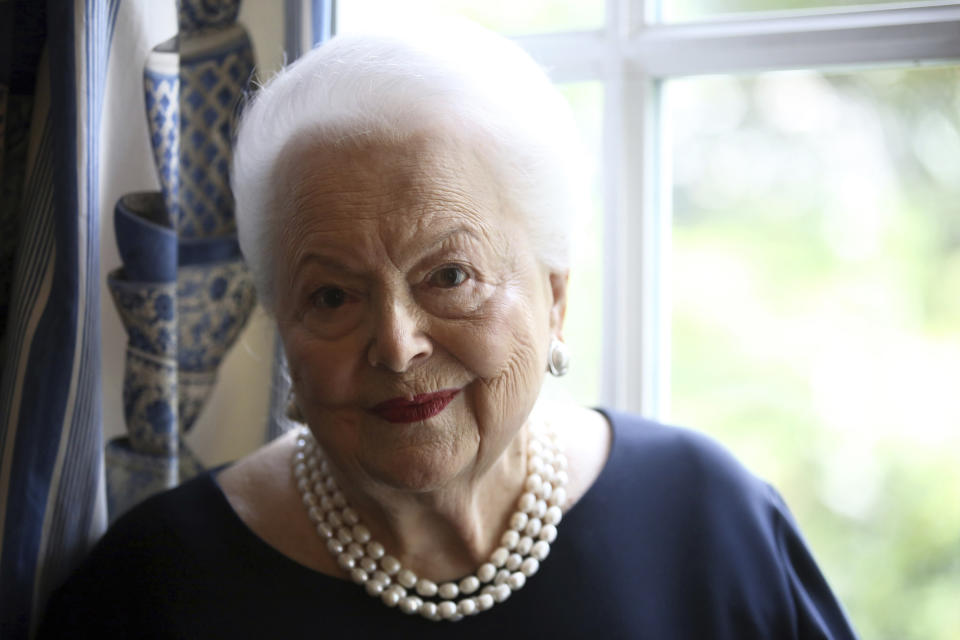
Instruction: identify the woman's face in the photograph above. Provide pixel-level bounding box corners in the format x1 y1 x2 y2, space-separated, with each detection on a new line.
274 133 566 493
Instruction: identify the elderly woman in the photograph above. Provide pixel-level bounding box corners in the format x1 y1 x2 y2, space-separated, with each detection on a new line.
41 21 857 638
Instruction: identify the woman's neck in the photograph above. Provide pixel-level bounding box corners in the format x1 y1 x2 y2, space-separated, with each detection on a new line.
218 405 611 584
331 424 529 582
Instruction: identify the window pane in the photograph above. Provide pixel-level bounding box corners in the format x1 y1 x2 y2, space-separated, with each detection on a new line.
665 0 907 23
337 0 603 36
667 67 960 640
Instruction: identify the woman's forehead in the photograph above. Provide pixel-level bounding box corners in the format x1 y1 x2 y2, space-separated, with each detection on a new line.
285 133 505 229
297 131 488 182
274 133 525 273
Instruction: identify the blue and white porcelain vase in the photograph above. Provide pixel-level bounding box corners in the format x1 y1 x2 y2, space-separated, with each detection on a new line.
177 242 257 432
105 193 180 518
106 0 257 521
143 41 179 229
177 0 253 238
174 0 257 429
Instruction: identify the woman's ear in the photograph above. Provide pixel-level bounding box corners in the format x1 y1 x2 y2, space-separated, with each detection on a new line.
548 271 569 339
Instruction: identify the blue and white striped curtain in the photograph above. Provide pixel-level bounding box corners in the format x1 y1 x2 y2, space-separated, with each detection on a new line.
0 1 333 636
0 3 118 635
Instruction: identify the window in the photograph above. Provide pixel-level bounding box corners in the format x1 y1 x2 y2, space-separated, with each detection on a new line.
668 67 960 639
334 2 960 637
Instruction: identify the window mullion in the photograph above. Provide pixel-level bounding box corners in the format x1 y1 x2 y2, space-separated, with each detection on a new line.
600 0 669 416
611 68 668 418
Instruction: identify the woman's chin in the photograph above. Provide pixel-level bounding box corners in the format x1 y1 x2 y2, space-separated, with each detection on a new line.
361 442 473 494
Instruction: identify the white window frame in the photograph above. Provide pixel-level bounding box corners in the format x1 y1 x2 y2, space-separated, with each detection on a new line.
512 0 960 418
320 0 960 417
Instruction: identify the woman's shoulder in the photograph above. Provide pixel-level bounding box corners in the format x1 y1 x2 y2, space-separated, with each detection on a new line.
82 470 229 568
553 405 774 520
59 430 308 586
602 407 735 457
125 466 229 521
581 408 790 587
563 409 857 638
598 407 771 500
38 472 232 636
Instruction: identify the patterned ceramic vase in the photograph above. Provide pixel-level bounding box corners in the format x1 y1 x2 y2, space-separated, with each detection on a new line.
177 244 257 432
177 4 253 238
106 0 257 521
174 0 257 427
178 0 240 34
106 194 180 517
144 41 179 230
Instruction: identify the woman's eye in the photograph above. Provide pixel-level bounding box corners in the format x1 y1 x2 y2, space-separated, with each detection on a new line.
430 266 468 288
311 287 347 309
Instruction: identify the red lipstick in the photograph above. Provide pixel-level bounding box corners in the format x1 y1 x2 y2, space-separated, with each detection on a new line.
370 389 460 424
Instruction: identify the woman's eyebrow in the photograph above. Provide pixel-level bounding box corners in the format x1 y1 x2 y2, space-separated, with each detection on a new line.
428 226 483 249
413 227 484 262
291 227 484 280
292 253 356 278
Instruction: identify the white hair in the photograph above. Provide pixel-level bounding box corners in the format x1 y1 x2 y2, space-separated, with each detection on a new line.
232 19 588 312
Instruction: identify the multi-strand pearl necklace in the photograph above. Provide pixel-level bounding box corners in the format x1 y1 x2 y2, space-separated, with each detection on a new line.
292 422 567 622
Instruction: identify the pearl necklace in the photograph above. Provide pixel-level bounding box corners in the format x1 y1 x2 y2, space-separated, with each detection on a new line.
292 422 567 622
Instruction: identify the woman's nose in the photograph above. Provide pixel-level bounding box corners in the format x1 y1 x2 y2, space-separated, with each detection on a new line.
367 296 432 372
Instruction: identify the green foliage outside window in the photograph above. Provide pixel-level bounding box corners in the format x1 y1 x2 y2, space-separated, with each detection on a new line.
670 67 960 640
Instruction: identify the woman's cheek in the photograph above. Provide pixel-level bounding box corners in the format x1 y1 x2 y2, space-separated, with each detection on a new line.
494 276 552 387
285 326 363 405
456 285 543 381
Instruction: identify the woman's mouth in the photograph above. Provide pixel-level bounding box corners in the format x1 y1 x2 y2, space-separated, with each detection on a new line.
369 389 461 423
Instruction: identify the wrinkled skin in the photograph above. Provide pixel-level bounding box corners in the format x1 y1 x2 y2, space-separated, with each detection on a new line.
272 131 567 573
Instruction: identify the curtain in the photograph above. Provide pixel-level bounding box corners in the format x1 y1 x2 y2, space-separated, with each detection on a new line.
0 3 118 635
0 1 332 636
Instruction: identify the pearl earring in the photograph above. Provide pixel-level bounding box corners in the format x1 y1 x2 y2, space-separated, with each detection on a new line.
547 338 570 377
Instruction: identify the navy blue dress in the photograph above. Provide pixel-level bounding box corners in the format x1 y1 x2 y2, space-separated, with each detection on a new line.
40 410 858 638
